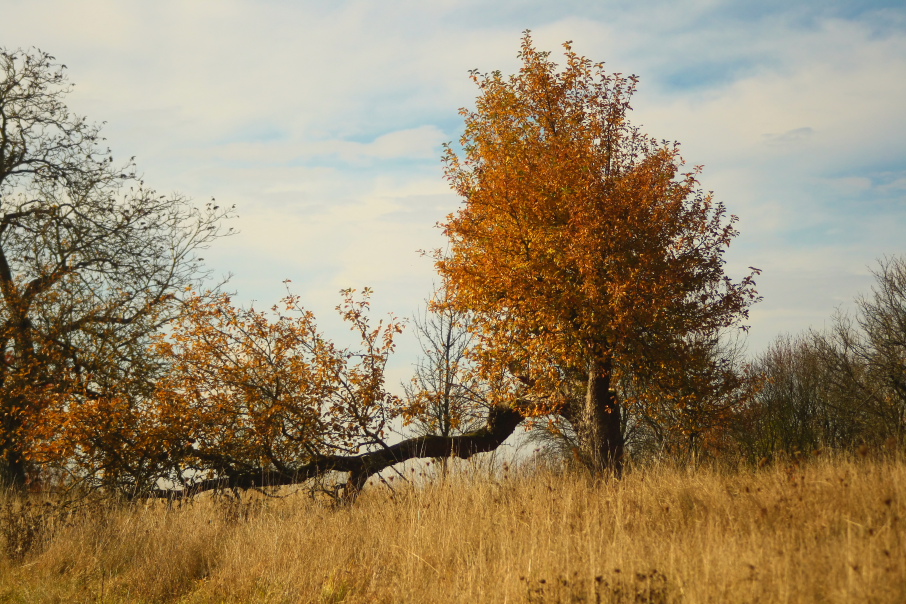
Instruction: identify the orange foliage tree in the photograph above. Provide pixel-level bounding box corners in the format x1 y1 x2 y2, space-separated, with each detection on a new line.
150 288 405 494
42 288 521 498
438 33 760 472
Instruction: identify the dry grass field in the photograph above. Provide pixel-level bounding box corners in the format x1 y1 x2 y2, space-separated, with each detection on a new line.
1 454 904 603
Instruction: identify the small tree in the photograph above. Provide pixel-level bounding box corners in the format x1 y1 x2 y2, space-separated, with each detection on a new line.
148 288 405 497
852 256 906 436
438 33 759 473
0 48 231 486
403 281 488 439
624 331 752 460
402 281 491 476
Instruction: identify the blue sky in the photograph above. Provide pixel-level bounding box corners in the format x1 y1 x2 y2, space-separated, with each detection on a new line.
3 0 904 386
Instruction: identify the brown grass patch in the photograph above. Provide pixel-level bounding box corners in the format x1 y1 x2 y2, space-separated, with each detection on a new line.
1 455 904 603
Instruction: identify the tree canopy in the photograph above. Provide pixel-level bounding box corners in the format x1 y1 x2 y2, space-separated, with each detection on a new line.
438 33 760 470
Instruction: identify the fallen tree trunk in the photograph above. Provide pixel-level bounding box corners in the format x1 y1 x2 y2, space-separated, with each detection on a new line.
149 405 524 501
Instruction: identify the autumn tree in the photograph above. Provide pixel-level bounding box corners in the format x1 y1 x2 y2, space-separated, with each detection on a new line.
438 33 759 473
144 288 405 497
41 287 519 498
0 48 231 487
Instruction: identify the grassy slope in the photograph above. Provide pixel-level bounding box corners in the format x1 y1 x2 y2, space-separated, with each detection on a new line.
1 455 904 603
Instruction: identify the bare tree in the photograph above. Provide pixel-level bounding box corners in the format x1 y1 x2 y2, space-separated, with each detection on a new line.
740 256 906 460
810 256 906 445
403 281 489 439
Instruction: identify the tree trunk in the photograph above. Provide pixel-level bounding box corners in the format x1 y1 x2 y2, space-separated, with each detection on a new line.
0 449 26 489
582 358 624 475
0 409 27 488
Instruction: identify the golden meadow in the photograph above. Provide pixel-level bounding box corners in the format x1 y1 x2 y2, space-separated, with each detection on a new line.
1 452 904 603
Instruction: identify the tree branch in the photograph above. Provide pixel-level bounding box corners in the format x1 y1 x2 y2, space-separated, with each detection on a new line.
146 405 524 500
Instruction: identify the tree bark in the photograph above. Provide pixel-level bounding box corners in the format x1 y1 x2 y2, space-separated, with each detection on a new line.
582 358 624 475
0 395 27 489
0 438 26 488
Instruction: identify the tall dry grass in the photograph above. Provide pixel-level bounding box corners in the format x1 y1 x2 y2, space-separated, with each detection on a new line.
1 454 904 603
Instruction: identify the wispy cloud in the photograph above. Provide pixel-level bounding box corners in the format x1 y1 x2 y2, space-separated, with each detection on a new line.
762 127 814 145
